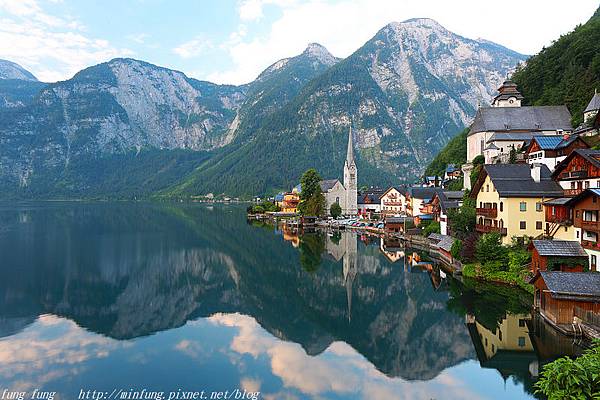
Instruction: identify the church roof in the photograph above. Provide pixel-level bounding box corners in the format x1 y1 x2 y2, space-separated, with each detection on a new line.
345 127 355 166
320 179 340 192
468 106 572 136
584 90 600 113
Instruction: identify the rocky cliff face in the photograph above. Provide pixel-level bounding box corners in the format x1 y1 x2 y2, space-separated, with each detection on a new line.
171 19 525 196
0 59 38 81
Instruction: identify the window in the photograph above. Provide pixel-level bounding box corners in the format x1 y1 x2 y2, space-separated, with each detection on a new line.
336 197 340 204
594 196 598 204
518 337 526 347
500 202 503 212
486 184 489 192
551 206 556 215
585 181 590 189
520 221 527 230
597 180 600 188
592 255 597 271
519 319 526 327
536 221 543 230
536 202 543 212
577 230 580 239
571 182 576 189
520 202 527 212
498 330 502 341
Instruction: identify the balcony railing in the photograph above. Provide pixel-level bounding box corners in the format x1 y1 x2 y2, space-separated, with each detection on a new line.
582 240 600 250
383 201 402 206
564 188 584 197
559 170 588 180
476 224 507 235
581 219 600 229
476 207 498 218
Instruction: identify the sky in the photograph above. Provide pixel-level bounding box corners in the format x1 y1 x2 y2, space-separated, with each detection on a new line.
0 0 598 85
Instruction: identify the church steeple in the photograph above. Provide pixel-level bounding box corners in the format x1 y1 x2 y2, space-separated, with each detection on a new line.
345 126 355 167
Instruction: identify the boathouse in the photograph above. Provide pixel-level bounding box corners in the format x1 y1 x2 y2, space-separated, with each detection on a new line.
529 240 588 274
531 271 600 327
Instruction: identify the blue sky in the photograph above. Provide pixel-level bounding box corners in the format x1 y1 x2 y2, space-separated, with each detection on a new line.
0 0 598 84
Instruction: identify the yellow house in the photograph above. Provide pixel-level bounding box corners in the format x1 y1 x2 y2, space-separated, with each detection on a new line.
471 164 563 245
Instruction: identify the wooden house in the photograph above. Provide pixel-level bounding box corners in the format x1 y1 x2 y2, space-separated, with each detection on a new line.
531 271 600 328
552 149 600 197
526 134 589 171
564 188 600 271
529 240 588 274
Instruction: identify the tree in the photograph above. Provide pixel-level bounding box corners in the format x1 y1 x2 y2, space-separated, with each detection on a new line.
422 221 440 237
447 195 476 238
298 169 326 216
299 233 325 272
475 232 508 266
509 147 517 164
535 339 600 399
450 239 463 260
330 203 342 218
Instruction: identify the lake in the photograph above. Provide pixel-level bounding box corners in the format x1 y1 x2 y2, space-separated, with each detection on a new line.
0 202 586 400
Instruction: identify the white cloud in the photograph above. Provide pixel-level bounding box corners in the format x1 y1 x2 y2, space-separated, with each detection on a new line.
0 0 133 81
205 0 599 85
173 36 214 59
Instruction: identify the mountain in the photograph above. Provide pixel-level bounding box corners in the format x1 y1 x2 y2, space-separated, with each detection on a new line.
427 6 600 176
0 20 525 199
0 59 38 81
167 18 525 197
512 6 600 127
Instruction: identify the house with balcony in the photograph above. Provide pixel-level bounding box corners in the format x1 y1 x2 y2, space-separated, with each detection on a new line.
470 164 563 245
430 190 464 236
380 186 406 216
564 189 600 271
542 197 574 240
357 188 384 216
525 135 589 172
552 149 600 196
405 187 441 217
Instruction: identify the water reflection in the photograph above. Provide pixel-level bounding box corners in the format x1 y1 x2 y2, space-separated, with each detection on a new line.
0 203 586 399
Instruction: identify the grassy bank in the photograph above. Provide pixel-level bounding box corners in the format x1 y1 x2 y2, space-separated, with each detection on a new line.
462 263 534 294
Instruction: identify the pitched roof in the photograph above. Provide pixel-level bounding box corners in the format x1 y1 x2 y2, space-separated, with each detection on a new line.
553 149 600 178
476 164 563 198
407 187 441 200
532 240 588 257
530 134 583 151
539 271 600 300
543 197 571 205
468 106 572 136
488 132 535 142
584 91 600 113
427 233 454 252
443 191 465 200
564 188 600 207
320 179 340 192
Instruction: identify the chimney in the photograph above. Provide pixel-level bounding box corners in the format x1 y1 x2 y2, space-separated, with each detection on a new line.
531 163 542 183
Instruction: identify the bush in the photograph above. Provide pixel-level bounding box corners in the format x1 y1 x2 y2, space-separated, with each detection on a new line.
422 221 440 237
482 260 505 273
508 248 531 274
451 239 463 260
475 232 507 265
330 202 342 218
535 339 600 399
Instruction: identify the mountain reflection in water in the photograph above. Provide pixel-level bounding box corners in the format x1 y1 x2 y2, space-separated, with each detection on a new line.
0 203 586 400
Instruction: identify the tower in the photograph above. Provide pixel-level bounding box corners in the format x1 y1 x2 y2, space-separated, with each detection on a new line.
343 127 358 215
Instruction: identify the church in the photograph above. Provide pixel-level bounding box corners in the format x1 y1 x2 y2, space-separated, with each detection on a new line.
320 127 358 216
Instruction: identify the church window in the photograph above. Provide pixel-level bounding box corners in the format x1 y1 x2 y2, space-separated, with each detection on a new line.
336 197 339 204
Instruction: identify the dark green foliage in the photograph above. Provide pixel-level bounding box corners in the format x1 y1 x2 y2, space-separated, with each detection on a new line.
509 147 517 164
298 169 326 216
422 221 440 237
450 239 463 260
330 202 342 218
249 201 279 214
425 128 468 176
512 8 600 127
446 178 463 191
476 232 508 266
447 196 476 239
535 339 600 400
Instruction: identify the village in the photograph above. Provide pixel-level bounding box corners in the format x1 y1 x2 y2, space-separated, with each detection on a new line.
249 80 600 341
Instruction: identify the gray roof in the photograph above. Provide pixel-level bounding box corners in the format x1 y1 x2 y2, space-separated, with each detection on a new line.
585 92 600 113
539 271 600 300
407 187 441 200
428 233 454 252
481 164 563 197
469 106 572 136
532 240 588 257
320 179 340 192
543 197 571 205
443 191 465 200
488 132 535 142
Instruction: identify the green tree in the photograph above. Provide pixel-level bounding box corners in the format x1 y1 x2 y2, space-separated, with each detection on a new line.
298 168 326 216
447 195 476 238
450 239 463 260
422 221 441 237
476 232 508 266
299 233 325 272
330 202 342 218
535 339 600 399
509 147 517 164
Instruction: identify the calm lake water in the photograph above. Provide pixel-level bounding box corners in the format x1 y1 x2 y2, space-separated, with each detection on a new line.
0 202 587 400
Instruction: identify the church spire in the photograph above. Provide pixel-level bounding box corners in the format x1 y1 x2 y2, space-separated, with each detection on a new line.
346 126 355 166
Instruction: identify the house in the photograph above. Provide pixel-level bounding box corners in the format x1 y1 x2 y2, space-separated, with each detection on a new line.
282 188 301 213
529 240 588 275
583 89 600 125
430 191 463 235
552 149 600 197
320 128 358 215
526 134 589 171
444 164 461 183
424 176 442 187
542 197 574 240
357 188 384 216
384 216 406 234
564 188 600 271
471 164 563 244
405 187 441 217
466 80 572 163
380 186 406 216
531 271 600 328
483 132 531 164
